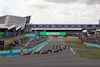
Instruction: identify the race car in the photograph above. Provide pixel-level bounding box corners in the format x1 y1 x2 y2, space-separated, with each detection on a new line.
52 49 59 53
19 53 24 55
58 48 63 51
45 49 52 52
19 51 31 55
32 50 40 54
39 50 48 54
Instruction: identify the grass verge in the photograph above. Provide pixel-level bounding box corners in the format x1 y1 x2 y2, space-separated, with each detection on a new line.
75 51 100 59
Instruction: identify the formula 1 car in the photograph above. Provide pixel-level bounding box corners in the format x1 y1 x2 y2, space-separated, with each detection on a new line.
19 51 31 55
52 49 59 53
32 50 40 54
58 48 63 51
45 49 52 52
39 50 48 54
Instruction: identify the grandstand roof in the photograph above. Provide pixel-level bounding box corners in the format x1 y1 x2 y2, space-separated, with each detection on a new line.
0 24 15 30
0 15 27 30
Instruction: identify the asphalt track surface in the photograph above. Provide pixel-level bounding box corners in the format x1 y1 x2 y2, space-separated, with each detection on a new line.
0 37 100 67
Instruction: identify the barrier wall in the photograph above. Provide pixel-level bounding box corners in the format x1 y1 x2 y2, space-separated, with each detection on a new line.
83 42 100 48
67 36 78 38
0 38 50 56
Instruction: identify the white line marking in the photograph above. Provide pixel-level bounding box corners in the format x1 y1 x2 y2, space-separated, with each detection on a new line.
69 47 76 54
61 39 76 54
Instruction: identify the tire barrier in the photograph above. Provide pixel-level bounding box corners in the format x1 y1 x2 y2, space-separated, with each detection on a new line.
0 38 50 56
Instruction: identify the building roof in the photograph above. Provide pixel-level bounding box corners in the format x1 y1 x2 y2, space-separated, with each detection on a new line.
0 24 15 30
0 15 27 30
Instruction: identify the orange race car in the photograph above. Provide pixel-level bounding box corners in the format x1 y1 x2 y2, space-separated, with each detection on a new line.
19 51 31 55
39 50 48 54
32 50 40 54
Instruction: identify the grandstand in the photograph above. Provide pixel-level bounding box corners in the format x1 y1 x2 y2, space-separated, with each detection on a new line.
0 15 31 50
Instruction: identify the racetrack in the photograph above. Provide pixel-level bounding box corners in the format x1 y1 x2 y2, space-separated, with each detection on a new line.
0 37 100 67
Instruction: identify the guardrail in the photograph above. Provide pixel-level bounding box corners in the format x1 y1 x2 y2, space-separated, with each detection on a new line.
0 38 50 56
83 42 100 48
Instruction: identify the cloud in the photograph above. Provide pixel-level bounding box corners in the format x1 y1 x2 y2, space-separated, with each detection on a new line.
2 7 11 14
0 0 100 24
29 4 50 9
45 0 100 5
86 0 100 4
45 0 79 3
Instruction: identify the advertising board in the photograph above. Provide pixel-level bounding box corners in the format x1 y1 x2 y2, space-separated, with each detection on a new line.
0 32 4 35
11 49 22 53
40 32 66 35
0 50 11 54
25 33 36 37
22 49 28 52
28 48 32 51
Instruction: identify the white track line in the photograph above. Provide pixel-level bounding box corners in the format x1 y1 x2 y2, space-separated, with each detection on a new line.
61 39 76 54
69 47 76 54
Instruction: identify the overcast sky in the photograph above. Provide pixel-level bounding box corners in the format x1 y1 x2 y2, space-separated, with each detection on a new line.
0 0 100 24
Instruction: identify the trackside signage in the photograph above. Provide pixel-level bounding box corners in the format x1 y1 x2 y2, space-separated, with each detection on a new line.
22 49 28 52
28 48 32 51
67 36 78 38
0 32 4 35
0 50 11 54
11 49 22 53
40 32 66 35
25 33 36 37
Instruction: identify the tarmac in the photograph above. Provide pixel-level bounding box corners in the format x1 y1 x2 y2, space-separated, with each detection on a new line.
0 37 100 67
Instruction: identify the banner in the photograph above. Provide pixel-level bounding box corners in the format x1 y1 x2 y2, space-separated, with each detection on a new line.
28 48 32 51
0 50 11 54
11 49 22 53
22 49 28 52
0 32 4 35
25 33 36 37
40 32 66 35
67 36 78 38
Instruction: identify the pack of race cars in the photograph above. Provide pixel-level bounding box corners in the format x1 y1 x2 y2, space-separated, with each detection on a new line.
19 43 70 55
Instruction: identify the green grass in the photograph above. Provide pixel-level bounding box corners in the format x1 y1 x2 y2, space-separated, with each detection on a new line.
64 41 100 49
75 51 100 59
